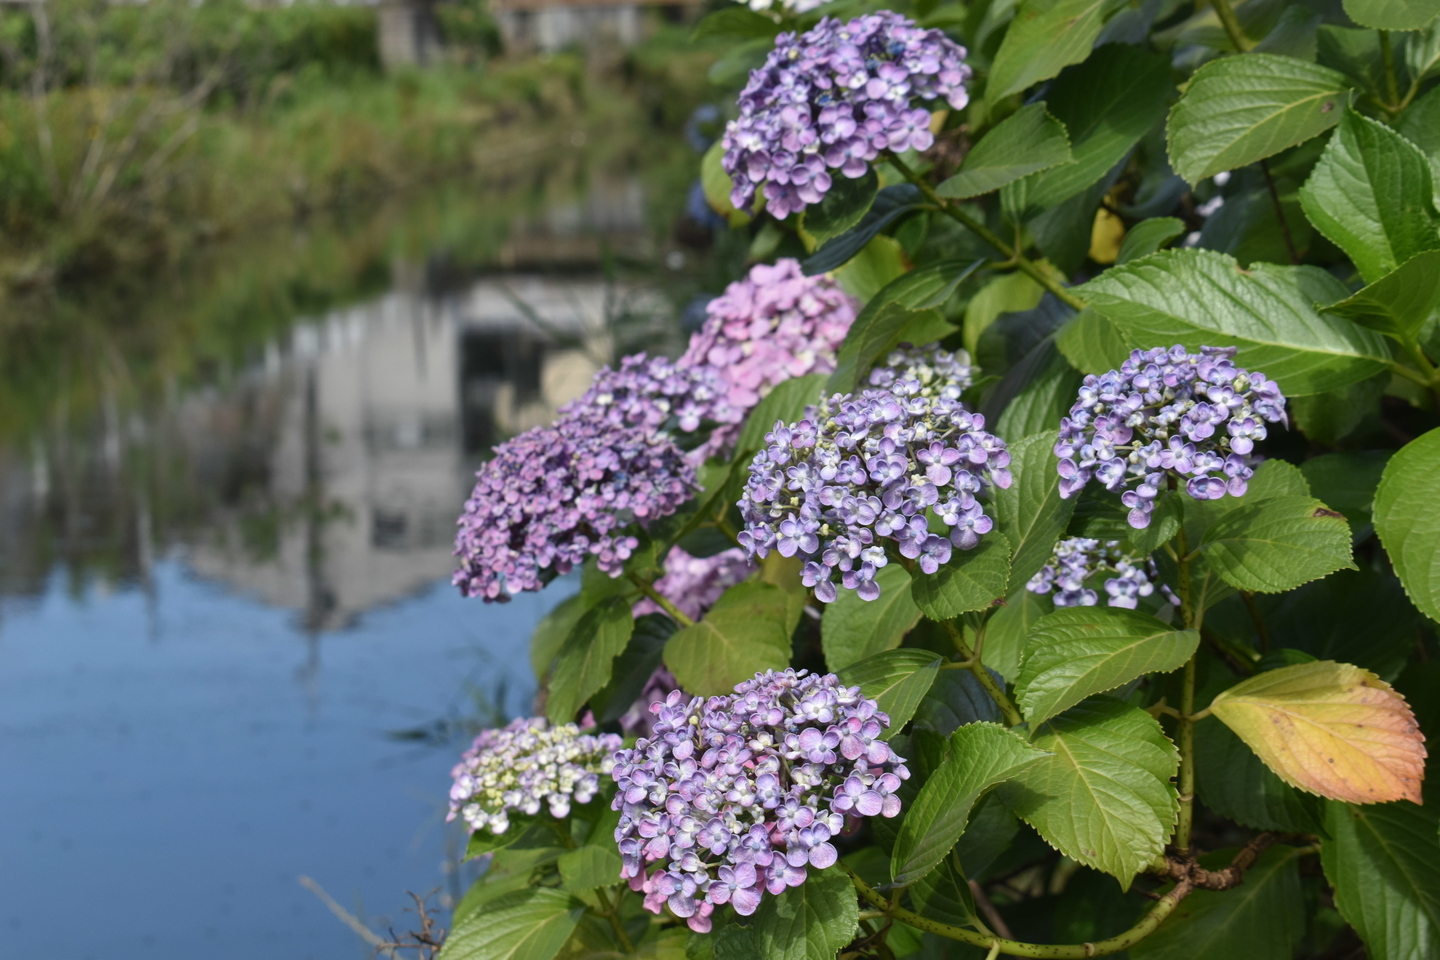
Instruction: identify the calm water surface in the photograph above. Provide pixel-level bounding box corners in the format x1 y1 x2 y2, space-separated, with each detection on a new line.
0 157 714 958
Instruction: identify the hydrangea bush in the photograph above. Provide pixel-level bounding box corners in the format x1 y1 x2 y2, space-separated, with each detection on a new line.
440 2 1440 957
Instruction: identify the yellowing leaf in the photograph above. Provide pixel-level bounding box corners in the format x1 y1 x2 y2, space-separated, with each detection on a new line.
1210 661 1427 805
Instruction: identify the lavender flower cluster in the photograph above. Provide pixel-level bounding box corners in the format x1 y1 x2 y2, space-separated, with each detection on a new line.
453 355 738 600
448 718 622 835
1054 345 1287 529
722 12 971 218
1026 538 1180 609
682 259 857 414
612 670 908 931
738 370 1010 602
867 342 975 400
565 353 737 434
634 545 754 622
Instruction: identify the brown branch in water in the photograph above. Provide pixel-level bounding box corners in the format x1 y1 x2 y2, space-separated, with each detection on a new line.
376 890 448 960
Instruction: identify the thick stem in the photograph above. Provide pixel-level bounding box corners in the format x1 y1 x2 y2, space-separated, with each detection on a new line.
943 619 1025 726
842 863 1195 958
1173 524 1198 855
1212 0 1254 51
629 573 696 628
883 151 1086 311
1380 30 1401 109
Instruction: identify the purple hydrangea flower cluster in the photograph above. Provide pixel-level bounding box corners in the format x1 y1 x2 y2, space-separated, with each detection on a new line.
681 259 858 414
453 418 695 600
1026 538 1181 609
611 669 908 932
564 353 737 433
867 342 975 400
721 12 971 218
453 354 739 601
448 718 622 835
1054 345 1287 529
737 384 1011 602
633 545 754 622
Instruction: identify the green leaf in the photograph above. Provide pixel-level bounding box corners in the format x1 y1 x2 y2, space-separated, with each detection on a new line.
1323 250 1440 342
1078 248 1393 395
891 722 1051 884
1343 0 1440 31
589 613 676 724
1199 495 1356 593
531 594 586 682
913 667 1006 734
439 888 585 960
1299 108 1440 285
1165 53 1351 185
826 259 984 394
558 845 623 892
837 649 943 733
1322 800 1440 960
707 36 774 88
1406 20 1440 82
701 140 752 228
980 587 1052 681
803 185 923 274
1017 45 1174 211
1375 427 1440 624
1055 309 1136 375
690 6 783 40
1117 217 1187 265
735 373 829 453
910 532 1012 621
1195 717 1326 834
1302 452 1389 530
753 866 859 960
803 169 880 247
547 597 635 723
823 565 922 670
988 0 1129 99
1399 85 1440 184
964 269 1049 356
993 338 1087 442
998 697 1179 885
664 581 793 696
994 433 1079 590
937 103 1074 198
453 846 566 923
1130 847 1306 960
908 858 981 930
1015 607 1200 726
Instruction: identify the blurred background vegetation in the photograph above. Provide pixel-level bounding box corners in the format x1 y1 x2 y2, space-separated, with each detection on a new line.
0 0 722 290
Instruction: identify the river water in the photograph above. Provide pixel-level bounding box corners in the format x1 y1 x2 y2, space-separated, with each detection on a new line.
0 154 717 959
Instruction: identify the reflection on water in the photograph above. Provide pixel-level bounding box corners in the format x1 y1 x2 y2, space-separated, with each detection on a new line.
0 154 709 959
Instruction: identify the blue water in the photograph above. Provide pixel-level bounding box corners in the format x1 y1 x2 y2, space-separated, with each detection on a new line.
0 558 565 959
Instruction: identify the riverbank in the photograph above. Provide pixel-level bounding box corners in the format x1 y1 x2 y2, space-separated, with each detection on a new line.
0 13 719 291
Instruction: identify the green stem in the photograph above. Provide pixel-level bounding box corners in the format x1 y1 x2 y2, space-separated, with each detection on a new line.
1380 30 1401 109
1212 0 1254 51
943 619 1025 727
843 863 1194 958
593 886 635 953
1396 338 1440 409
1174 523 1198 855
882 151 1086 311
629 573 696 628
